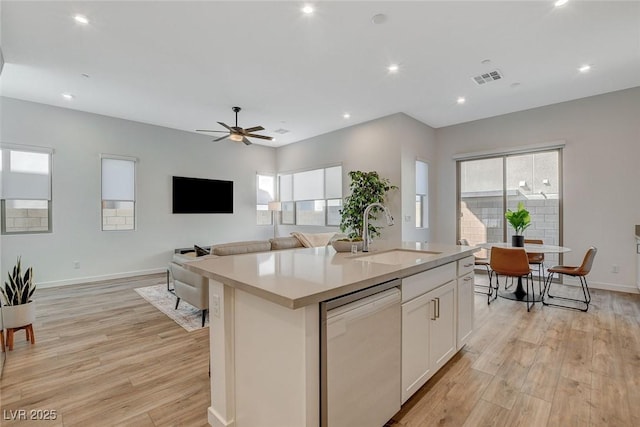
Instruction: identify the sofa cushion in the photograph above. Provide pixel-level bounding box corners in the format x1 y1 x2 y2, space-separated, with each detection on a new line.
270 236 304 251
212 240 271 256
291 232 336 248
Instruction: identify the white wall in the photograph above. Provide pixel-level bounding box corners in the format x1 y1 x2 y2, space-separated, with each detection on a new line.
276 113 437 243
434 87 640 292
0 97 276 285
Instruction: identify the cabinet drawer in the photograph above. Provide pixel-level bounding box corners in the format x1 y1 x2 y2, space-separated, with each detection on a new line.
402 263 456 303
457 256 475 277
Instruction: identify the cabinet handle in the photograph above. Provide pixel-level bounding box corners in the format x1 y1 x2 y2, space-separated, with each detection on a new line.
464 263 473 268
464 276 473 282
435 297 440 319
431 300 437 320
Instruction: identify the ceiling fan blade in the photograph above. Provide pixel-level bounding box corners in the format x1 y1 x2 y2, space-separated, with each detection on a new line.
196 129 228 133
213 134 230 142
217 121 232 131
245 133 274 140
242 137 253 146
244 126 265 133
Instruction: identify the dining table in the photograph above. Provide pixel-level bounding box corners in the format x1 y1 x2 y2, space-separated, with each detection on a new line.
477 242 571 303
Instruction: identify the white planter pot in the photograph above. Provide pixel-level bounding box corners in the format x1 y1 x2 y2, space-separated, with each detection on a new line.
2 301 36 329
331 240 364 253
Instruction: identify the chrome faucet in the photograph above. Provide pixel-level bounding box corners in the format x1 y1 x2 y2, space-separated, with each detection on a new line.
362 202 394 252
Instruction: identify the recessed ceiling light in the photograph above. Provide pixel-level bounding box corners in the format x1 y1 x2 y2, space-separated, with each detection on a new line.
457 97 466 105
481 59 492 65
343 113 351 119
81 73 90 78
387 64 399 73
62 93 75 100
510 82 521 88
302 5 314 14
74 14 89 25
579 64 591 73
554 0 569 7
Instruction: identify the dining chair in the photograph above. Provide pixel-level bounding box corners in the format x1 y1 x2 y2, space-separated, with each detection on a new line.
543 247 597 312
490 247 536 311
524 239 544 293
459 239 493 304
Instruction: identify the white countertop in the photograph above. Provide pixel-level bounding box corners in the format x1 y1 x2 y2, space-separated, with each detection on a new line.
185 242 477 309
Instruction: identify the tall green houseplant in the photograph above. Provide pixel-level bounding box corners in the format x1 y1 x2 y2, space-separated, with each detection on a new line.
339 171 397 240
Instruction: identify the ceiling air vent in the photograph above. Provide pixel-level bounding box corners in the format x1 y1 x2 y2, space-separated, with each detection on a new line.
274 128 290 134
472 69 504 85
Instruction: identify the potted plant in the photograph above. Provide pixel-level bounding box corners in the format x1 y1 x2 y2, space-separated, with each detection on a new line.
505 201 531 247
335 171 397 252
1 257 36 329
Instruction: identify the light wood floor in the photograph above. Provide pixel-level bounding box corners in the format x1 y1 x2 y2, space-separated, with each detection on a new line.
1 273 639 426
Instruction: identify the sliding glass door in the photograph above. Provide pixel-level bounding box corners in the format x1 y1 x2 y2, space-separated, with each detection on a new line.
458 149 562 266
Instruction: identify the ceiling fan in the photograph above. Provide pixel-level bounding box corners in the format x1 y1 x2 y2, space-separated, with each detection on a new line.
196 106 273 146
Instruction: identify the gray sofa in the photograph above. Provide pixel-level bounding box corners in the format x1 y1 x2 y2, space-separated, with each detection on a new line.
167 236 308 327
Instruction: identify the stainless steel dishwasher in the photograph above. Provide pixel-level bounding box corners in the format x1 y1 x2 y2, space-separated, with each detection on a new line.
320 279 401 427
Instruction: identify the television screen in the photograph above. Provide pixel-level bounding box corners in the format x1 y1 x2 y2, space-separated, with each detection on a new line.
172 176 233 214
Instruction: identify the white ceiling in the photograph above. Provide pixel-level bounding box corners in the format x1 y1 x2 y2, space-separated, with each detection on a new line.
1 1 639 147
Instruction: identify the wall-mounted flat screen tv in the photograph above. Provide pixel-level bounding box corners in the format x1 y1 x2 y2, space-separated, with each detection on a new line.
172 176 233 214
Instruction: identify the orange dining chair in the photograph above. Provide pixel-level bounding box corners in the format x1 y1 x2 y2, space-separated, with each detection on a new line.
543 247 597 312
459 239 493 304
490 247 536 311
524 239 544 293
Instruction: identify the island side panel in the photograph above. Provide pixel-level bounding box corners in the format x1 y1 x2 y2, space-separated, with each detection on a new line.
209 280 320 427
209 279 236 427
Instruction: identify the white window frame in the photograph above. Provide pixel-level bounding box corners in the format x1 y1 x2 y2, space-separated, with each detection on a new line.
1 143 53 235
278 165 342 226
256 173 275 225
416 160 428 229
101 154 137 231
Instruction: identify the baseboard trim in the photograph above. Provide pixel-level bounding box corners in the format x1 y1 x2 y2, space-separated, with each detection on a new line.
567 277 639 295
36 268 166 288
208 407 235 427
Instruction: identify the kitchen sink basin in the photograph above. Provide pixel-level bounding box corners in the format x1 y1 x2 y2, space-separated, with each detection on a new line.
353 249 442 266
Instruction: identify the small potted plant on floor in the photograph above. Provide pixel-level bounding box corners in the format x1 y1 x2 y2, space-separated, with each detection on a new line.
505 201 531 247
335 171 397 252
1 256 36 329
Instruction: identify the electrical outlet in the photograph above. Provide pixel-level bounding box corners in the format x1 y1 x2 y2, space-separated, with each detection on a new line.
211 294 221 318
611 264 619 273
73 261 80 269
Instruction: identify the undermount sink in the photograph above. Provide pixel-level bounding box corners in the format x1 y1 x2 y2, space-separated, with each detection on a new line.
353 249 442 266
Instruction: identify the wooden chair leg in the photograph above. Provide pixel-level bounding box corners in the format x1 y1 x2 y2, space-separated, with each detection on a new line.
27 325 35 344
0 330 5 352
7 329 14 351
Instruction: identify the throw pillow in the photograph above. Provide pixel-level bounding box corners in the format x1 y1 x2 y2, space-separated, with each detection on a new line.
194 245 210 257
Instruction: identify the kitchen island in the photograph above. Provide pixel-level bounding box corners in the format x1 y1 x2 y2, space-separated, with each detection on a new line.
186 242 477 427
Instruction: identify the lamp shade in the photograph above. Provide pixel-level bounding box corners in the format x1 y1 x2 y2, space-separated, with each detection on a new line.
268 201 282 211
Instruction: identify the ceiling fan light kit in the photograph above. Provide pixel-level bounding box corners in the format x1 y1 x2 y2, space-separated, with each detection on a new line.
196 106 273 146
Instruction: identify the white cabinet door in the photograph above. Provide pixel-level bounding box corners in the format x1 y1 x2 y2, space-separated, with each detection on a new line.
401 292 431 403
457 272 474 350
429 280 456 372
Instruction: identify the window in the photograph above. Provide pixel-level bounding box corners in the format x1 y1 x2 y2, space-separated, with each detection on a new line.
1 145 53 234
101 155 136 231
279 165 342 226
457 147 562 266
256 173 275 225
416 160 428 228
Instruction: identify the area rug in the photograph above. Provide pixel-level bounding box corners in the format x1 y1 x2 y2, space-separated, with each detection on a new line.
134 283 208 332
